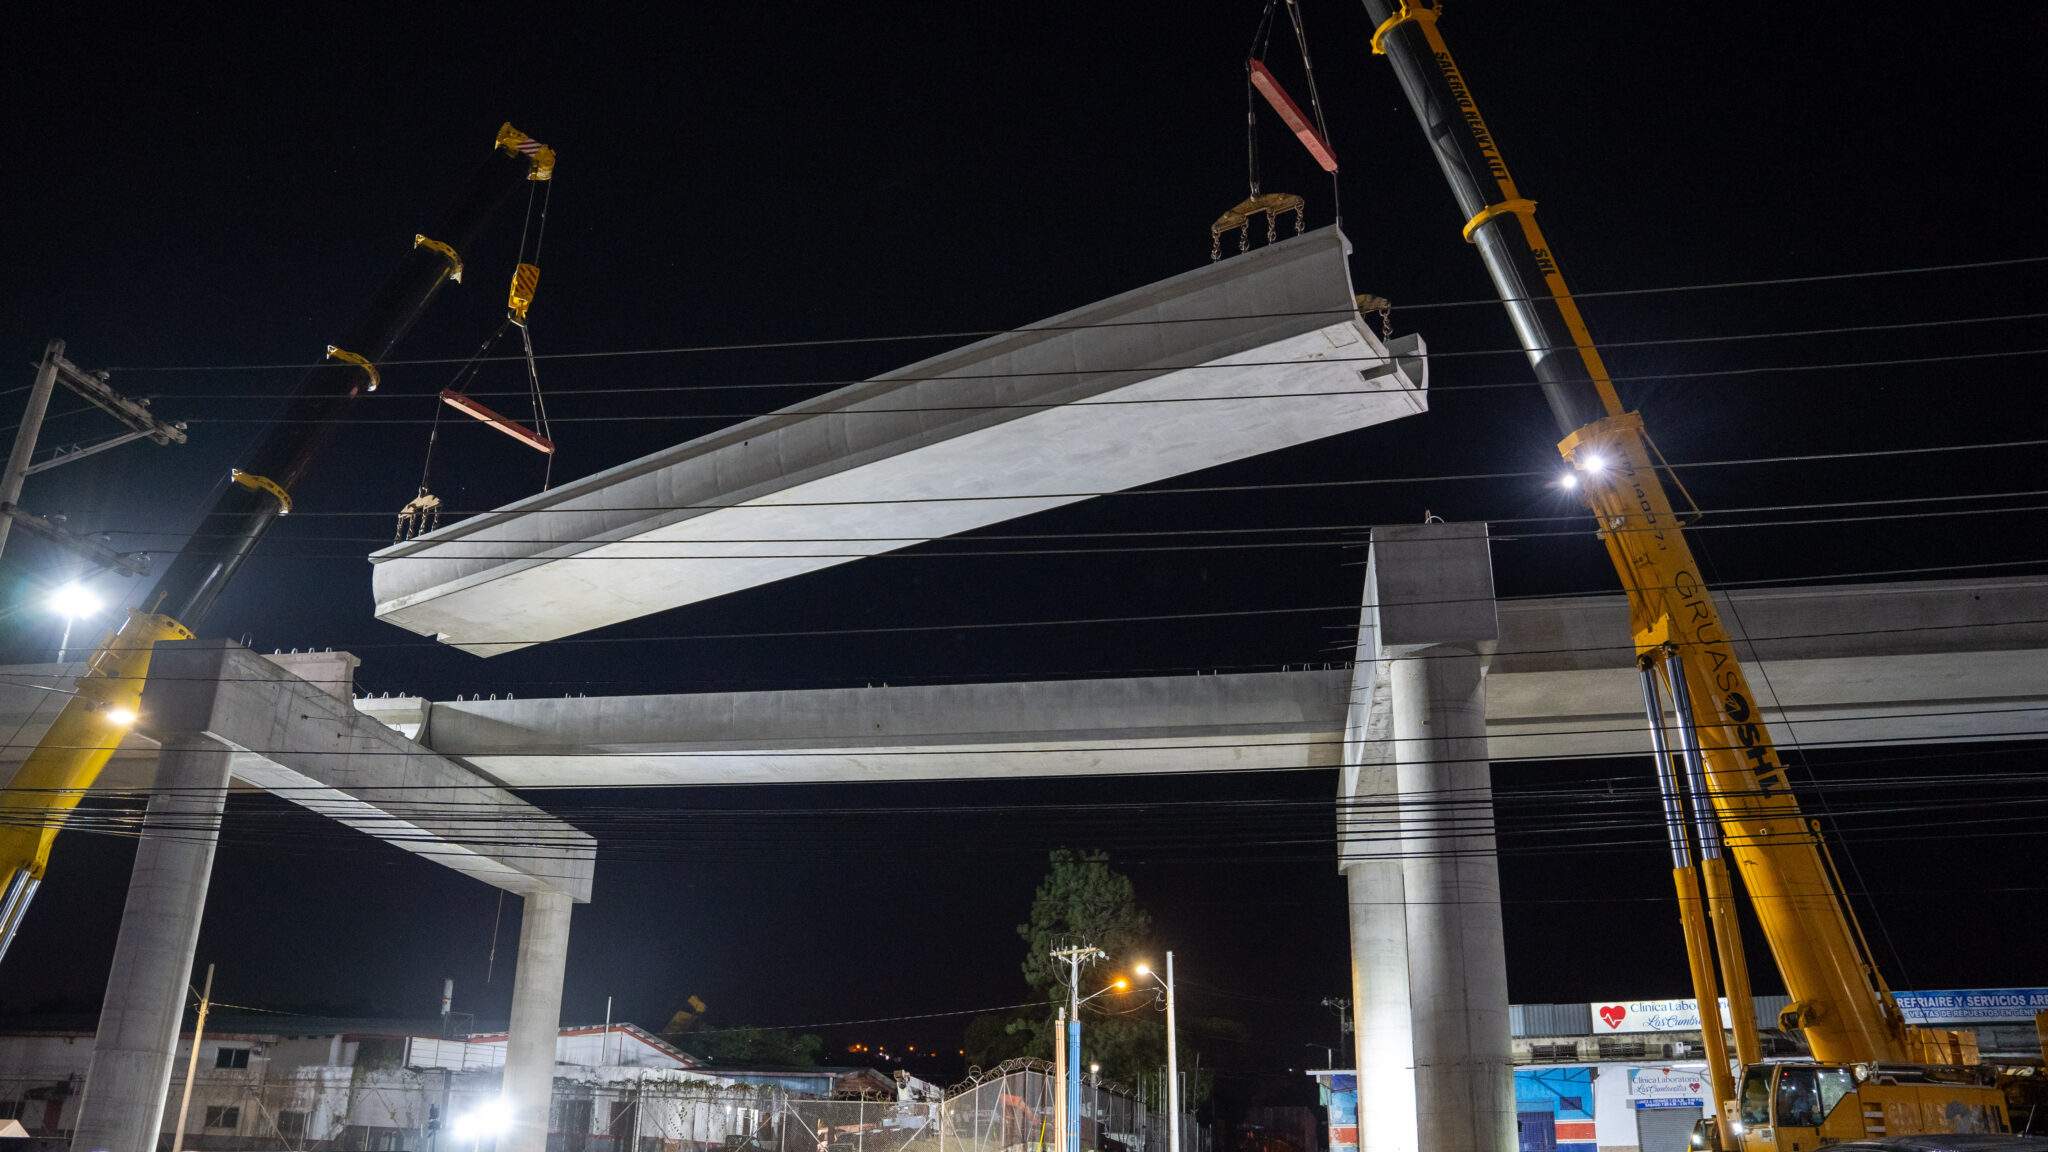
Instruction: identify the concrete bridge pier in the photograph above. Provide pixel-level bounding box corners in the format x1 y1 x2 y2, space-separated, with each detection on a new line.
69 735 233 1152
504 891 573 1152
62 643 596 1152
1344 523 1512 1152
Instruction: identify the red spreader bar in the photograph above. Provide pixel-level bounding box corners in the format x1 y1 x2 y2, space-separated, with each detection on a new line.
439 389 556 455
1248 58 1338 173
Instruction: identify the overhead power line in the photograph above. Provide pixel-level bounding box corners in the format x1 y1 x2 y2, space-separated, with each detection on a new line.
81 254 2048 375
79 330 2048 425
158 501 2048 562
74 435 2048 523
94 485 2048 547
34 556 2048 656
12 755 2048 870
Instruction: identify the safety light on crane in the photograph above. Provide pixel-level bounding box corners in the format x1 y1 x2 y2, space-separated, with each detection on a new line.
102 707 137 727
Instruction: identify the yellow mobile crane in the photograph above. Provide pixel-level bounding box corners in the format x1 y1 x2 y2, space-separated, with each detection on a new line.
0 123 556 964
1356 3 2029 1149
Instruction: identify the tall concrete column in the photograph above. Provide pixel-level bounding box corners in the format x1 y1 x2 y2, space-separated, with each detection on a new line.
1341 522 1509 1152
1345 848 1417 1152
1392 646 1513 1152
71 735 233 1152
503 890 572 1152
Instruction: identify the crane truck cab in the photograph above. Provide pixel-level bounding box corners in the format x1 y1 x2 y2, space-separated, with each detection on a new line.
1693 1063 2013 1152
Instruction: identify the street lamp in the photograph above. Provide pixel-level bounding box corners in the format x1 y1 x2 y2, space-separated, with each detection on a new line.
1133 955 1179 1152
46 581 101 663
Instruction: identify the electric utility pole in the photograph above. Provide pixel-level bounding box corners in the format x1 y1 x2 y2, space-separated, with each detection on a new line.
169 963 214 1152
1051 944 1104 1152
1320 997 1352 1062
0 339 185 571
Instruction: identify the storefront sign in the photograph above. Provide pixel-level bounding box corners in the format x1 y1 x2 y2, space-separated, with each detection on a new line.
1894 988 2048 1024
1628 1067 1707 1110
1591 998 1732 1034
1313 1071 1357 1152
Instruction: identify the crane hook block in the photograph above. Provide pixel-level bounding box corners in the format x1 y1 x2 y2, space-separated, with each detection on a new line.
507 263 541 326
494 122 557 181
413 234 463 282
324 345 381 393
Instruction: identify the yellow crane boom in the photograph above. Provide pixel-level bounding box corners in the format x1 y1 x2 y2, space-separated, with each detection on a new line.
1355 2 2019 1146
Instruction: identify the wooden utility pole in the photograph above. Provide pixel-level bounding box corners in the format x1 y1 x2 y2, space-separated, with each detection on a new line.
169 963 215 1152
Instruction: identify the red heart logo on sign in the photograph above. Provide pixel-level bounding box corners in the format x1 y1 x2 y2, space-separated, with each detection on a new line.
1689 1084 1701 1092
1598 1005 1627 1028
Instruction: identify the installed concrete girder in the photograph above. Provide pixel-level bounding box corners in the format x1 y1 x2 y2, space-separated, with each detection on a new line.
370 226 1426 654
358 577 2048 782
142 640 593 901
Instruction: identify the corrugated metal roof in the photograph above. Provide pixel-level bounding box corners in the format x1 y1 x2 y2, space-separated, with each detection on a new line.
1512 1004 1590 1037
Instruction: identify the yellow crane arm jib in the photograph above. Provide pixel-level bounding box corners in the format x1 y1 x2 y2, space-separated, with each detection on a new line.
1560 414 1907 1064
0 611 193 883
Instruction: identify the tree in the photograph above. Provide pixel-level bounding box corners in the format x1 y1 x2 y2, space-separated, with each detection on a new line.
675 1027 826 1068
1007 849 1180 1095
963 1009 1039 1070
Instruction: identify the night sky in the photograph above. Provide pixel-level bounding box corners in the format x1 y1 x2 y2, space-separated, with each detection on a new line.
5 1 2047 1094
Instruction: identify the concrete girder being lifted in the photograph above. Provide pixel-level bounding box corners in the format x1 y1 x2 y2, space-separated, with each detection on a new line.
370 226 1427 654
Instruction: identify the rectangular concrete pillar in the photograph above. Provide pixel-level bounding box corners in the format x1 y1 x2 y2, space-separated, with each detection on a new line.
1391 648 1512 1152
70 735 232 1152
1345 853 1417 1152
1342 523 1511 1152
503 890 572 1152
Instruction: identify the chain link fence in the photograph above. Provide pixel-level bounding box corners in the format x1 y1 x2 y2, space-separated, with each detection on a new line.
773 1060 1188 1152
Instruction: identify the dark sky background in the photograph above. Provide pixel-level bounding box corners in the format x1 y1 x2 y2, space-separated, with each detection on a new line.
5 0 2047 1100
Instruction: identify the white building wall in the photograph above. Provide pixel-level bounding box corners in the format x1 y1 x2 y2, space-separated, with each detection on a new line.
1591 1064 1638 1151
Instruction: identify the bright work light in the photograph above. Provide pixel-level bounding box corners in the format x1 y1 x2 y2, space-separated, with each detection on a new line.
451 1097 513 1143
46 583 101 620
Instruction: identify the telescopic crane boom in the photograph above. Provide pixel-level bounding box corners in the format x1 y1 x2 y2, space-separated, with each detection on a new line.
1357 3 2020 1147
0 123 556 964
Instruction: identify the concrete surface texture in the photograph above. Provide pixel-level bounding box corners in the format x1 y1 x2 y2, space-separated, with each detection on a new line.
1350 523 1513 1152
348 575 2048 785
68 736 234 1152
504 891 574 1152
370 226 1428 654
140 640 594 901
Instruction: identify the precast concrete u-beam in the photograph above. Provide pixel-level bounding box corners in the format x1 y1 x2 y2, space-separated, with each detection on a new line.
351 575 2048 785
370 226 1427 654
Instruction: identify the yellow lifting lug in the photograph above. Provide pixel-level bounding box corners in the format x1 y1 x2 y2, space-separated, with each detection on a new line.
1371 1 1441 56
229 468 293 516
507 262 541 326
1209 192 1306 259
494 122 557 181
413 234 463 283
325 345 381 393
